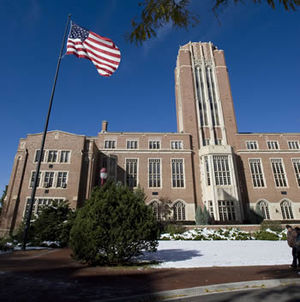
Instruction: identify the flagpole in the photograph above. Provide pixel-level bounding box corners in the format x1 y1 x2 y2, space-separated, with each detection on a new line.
22 14 72 250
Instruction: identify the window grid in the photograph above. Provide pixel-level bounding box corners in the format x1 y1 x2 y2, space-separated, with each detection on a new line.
47 150 57 163
218 200 236 221
56 172 68 188
126 140 138 149
213 155 231 186
173 201 185 221
34 150 45 163
150 201 160 220
280 200 294 219
126 159 138 187
288 141 300 150
271 159 288 187
207 201 214 220
246 141 258 150
171 159 184 188
204 156 211 186
44 172 54 187
267 141 279 150
171 141 183 150
60 151 70 163
149 159 161 187
149 140 160 149
257 201 270 219
249 159 265 187
24 198 64 219
292 159 300 186
104 140 116 149
30 171 41 188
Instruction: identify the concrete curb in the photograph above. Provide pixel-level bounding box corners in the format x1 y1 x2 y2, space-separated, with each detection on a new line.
99 278 300 302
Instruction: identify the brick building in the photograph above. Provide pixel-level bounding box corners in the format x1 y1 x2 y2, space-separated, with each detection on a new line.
1 42 300 234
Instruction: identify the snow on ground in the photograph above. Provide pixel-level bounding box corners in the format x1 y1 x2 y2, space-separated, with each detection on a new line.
140 240 291 268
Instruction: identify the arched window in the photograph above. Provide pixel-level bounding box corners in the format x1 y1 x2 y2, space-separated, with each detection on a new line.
280 200 294 220
173 201 186 221
257 200 270 220
149 201 160 220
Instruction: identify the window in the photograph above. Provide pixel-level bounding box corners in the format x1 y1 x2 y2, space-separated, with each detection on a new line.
257 200 270 219
280 200 294 219
246 141 258 150
203 139 210 146
149 159 161 187
249 159 265 187
47 150 57 163
149 140 160 149
271 159 288 187
24 198 64 219
173 201 185 221
292 159 300 186
127 140 138 149
213 155 231 186
30 171 41 188
218 200 236 221
60 151 70 163
108 155 117 180
149 201 160 220
204 156 211 186
104 140 116 149
171 159 184 187
216 139 222 146
34 150 45 162
207 201 214 220
43 171 54 188
56 172 68 188
288 141 299 150
126 159 138 187
267 141 279 150
171 141 183 149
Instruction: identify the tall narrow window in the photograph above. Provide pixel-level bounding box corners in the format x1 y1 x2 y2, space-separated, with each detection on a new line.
249 159 265 187
195 67 208 126
104 140 116 149
56 172 68 188
280 200 294 219
149 200 160 220
218 200 236 221
149 159 161 187
204 156 211 186
213 155 231 185
126 159 138 187
60 151 70 163
171 159 184 187
30 171 41 188
267 141 279 150
47 150 57 163
271 159 288 187
257 200 270 219
34 150 45 162
171 141 183 149
207 201 214 220
173 201 185 221
43 172 54 187
292 159 300 186
108 155 117 180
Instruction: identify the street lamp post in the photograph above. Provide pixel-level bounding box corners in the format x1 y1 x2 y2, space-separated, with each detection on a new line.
100 168 108 186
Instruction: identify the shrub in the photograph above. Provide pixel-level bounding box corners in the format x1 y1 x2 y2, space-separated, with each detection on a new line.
260 220 283 232
0 237 13 251
253 230 279 240
13 201 74 247
163 224 186 235
69 180 160 265
195 206 211 225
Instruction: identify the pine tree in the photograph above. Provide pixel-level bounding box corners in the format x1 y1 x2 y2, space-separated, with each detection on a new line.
69 180 160 265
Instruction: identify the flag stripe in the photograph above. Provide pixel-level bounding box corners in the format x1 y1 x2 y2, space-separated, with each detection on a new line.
66 23 121 77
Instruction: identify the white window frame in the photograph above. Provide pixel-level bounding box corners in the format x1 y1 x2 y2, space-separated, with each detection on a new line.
149 140 161 150
34 149 46 163
148 158 162 188
213 155 231 186
170 140 183 150
43 171 55 188
126 140 138 149
267 141 279 150
218 200 236 221
257 200 270 220
171 158 185 188
292 158 300 187
288 141 300 150
59 150 71 163
29 171 42 188
47 150 58 163
270 158 288 188
248 158 266 188
104 140 116 149
280 199 294 220
125 158 138 187
173 200 186 221
56 171 68 188
246 141 258 150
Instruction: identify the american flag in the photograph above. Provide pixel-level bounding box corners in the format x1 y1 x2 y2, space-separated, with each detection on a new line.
66 23 121 77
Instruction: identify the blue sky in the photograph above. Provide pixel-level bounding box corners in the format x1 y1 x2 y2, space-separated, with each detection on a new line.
0 0 299 192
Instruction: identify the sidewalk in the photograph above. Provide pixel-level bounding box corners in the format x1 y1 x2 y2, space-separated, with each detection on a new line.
0 248 299 301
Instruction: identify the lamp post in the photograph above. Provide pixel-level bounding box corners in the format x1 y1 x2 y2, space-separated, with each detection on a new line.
100 168 108 186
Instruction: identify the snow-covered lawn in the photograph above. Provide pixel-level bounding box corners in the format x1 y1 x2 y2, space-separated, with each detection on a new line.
140 240 291 268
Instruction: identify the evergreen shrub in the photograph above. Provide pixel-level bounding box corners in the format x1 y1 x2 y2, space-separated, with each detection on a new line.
195 206 211 225
69 181 160 265
254 230 279 240
260 220 283 232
